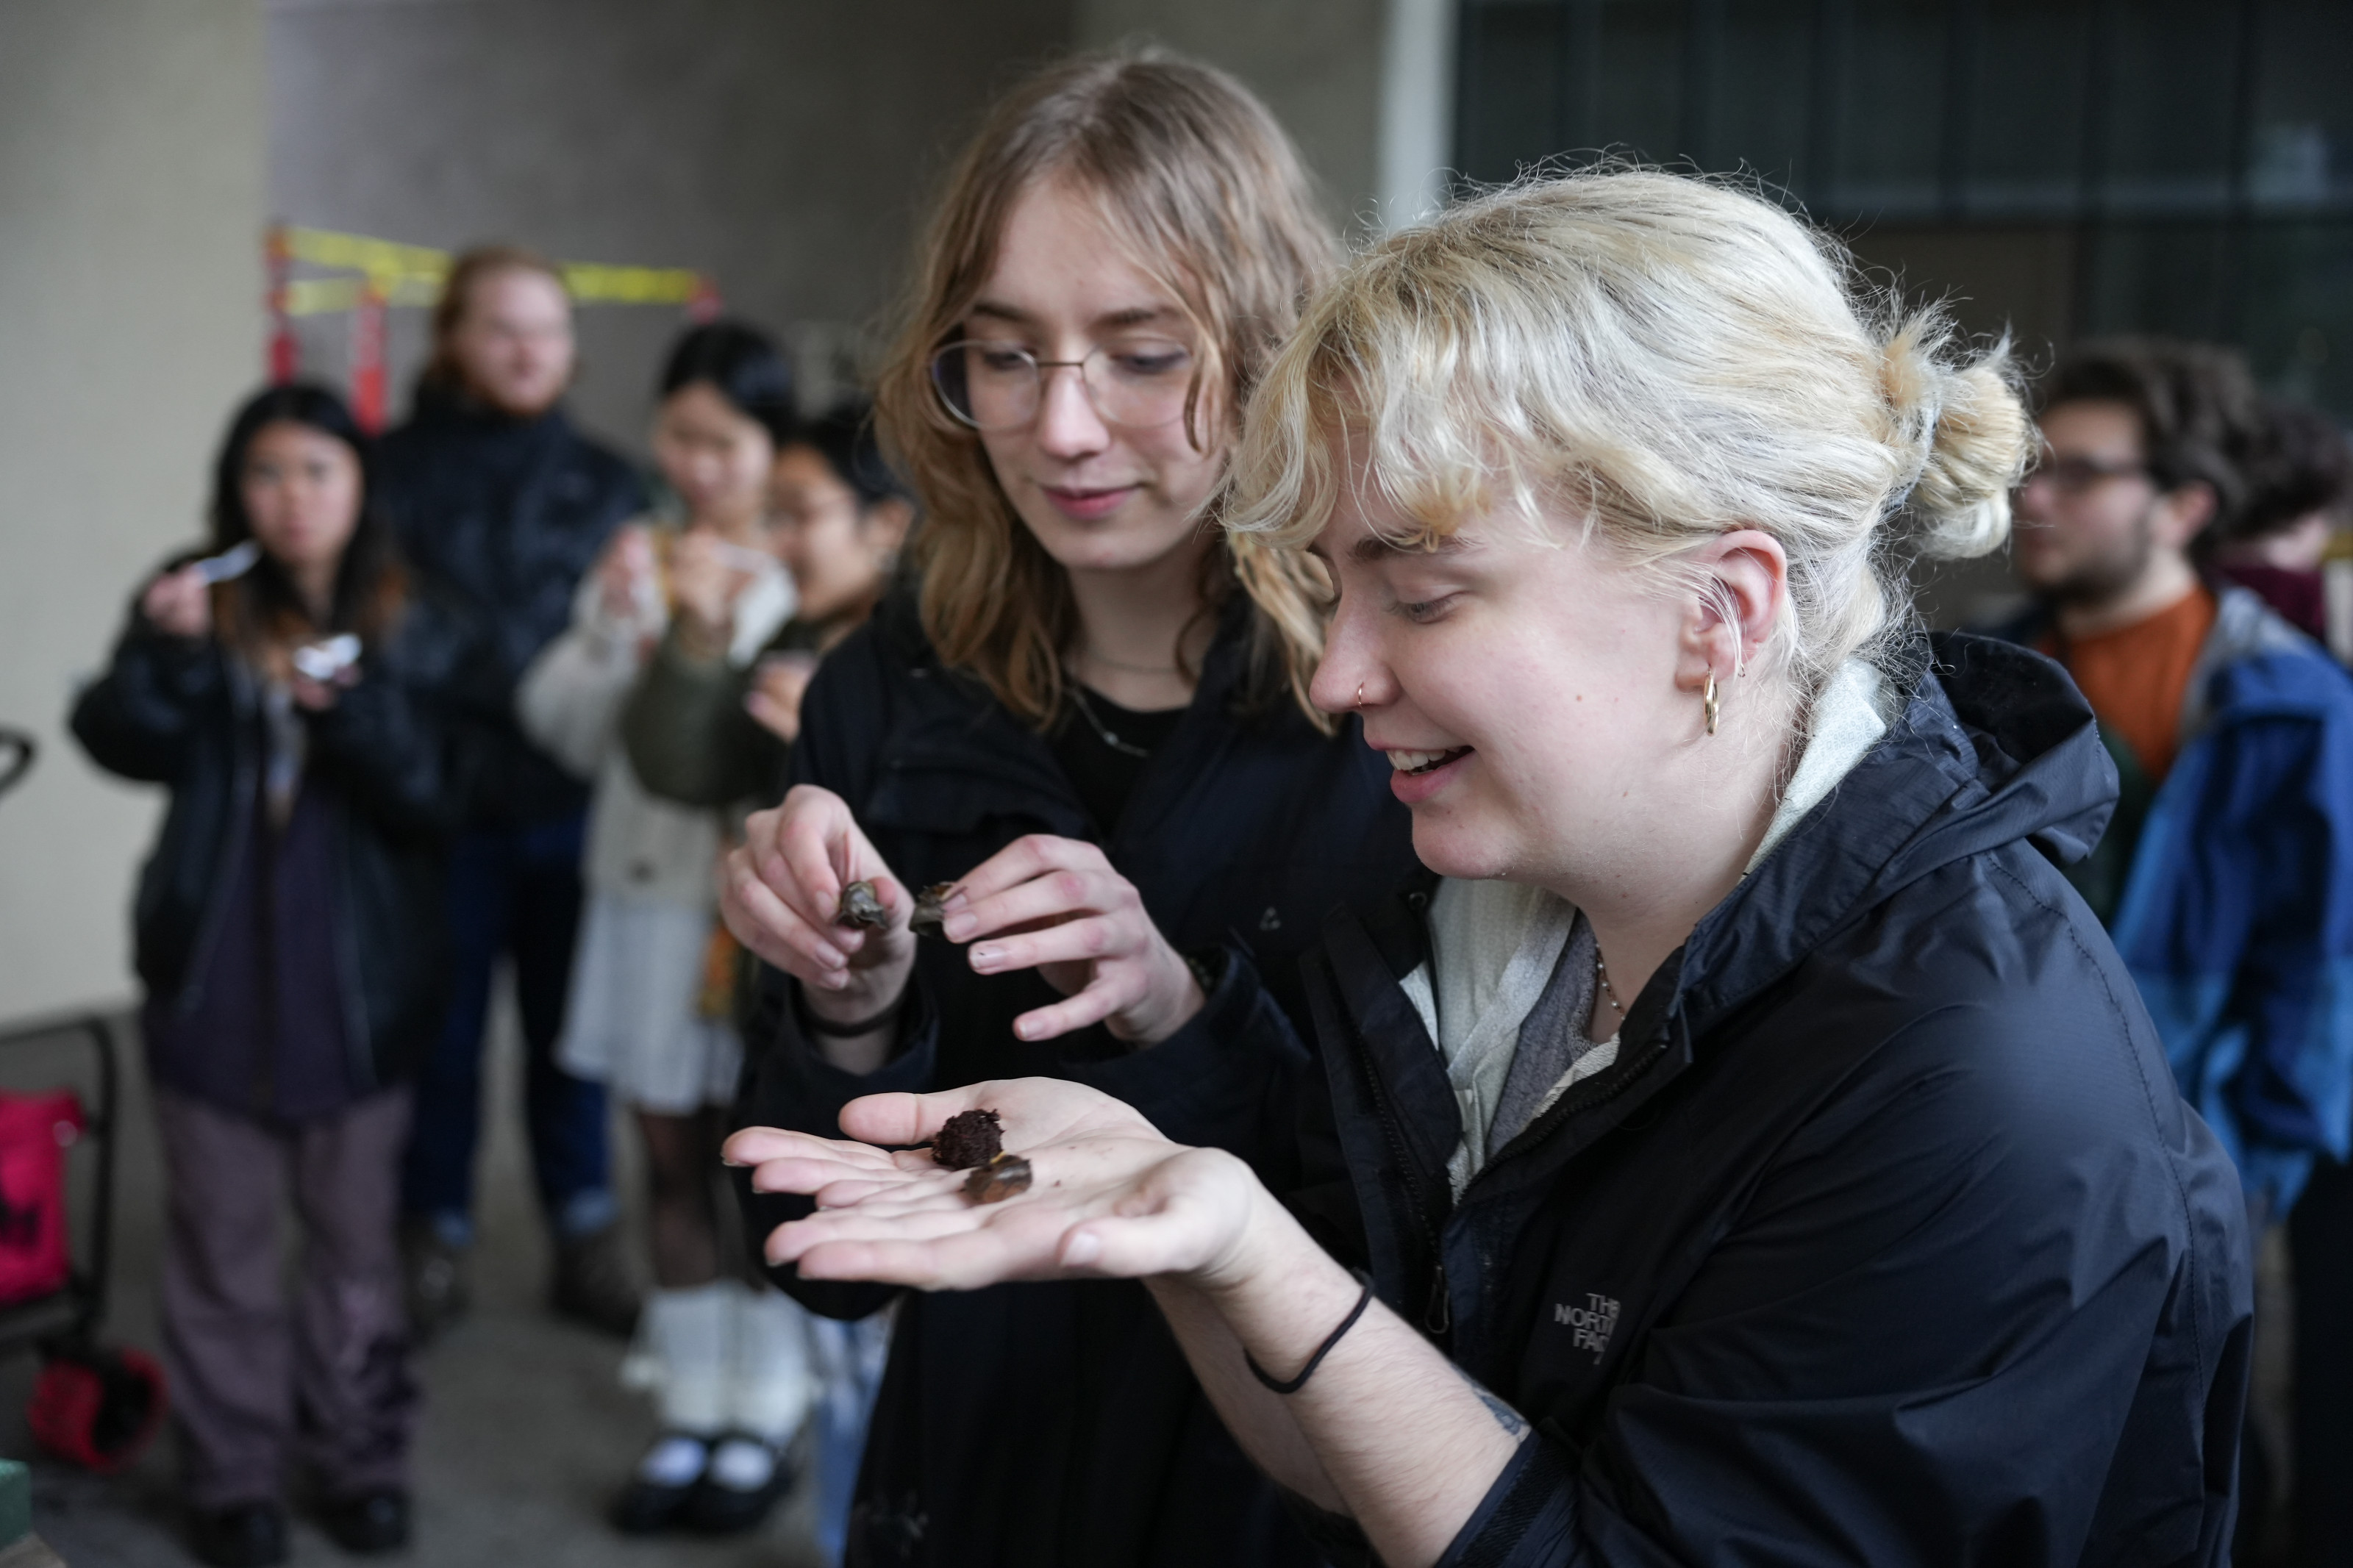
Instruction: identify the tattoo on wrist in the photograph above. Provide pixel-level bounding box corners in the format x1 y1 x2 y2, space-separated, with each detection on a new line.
1453 1366 1531 1439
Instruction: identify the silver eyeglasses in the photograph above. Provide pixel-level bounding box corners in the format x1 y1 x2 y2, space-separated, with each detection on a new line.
929 338 1199 432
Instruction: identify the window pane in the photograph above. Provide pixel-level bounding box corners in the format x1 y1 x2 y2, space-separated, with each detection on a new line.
1458 1 1569 185
1971 0 2096 216
2100 0 2240 213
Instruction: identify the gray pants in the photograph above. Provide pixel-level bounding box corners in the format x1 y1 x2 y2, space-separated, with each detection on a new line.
155 1086 417 1508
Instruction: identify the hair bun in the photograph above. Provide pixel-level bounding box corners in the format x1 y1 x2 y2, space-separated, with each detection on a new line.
1879 314 2031 560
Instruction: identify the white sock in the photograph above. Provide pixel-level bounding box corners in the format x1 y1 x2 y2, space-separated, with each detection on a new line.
705 1436 779 1492
728 1284 816 1443
636 1433 710 1487
633 1281 740 1434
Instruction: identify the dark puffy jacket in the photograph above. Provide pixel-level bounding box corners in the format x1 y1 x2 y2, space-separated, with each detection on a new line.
376 385 642 824
1288 634 2252 1567
735 590 1421 1568
71 579 501 1092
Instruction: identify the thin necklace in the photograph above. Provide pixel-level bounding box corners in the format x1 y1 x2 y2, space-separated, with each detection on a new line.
1594 950 1627 1019
1068 687 1153 759
1080 644 1181 676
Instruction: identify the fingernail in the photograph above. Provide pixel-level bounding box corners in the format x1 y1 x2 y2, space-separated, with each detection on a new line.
970 945 999 969
944 913 976 940
1064 1231 1101 1267
1013 1018 1035 1040
941 889 968 912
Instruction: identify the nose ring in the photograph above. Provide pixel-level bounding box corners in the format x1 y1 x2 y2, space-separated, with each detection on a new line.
1355 683 1366 708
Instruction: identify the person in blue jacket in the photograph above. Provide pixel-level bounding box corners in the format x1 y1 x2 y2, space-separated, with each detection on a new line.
729 171 2252 1567
1999 339 2353 1226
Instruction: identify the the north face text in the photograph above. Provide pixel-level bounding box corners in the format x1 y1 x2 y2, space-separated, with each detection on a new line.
1555 1292 1620 1361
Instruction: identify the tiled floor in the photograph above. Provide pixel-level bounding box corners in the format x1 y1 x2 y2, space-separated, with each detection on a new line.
0 997 824 1567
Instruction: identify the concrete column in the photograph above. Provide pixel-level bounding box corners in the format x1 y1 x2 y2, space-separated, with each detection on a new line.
0 1 266 1025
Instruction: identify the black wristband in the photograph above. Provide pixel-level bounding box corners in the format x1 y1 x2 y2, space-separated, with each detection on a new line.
1244 1269 1376 1395
797 990 902 1039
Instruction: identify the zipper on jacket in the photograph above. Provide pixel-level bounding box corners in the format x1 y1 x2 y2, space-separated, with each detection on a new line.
1349 1005 1454 1339
174 661 262 1023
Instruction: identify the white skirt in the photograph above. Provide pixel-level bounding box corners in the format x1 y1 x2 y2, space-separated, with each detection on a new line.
557 892 742 1114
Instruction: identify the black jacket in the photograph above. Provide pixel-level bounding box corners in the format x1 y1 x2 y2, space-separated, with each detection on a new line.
376 386 642 825
736 591 1421 1567
1288 634 2252 1567
71 579 501 1093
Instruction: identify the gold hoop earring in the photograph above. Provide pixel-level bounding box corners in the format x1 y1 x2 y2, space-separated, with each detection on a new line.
1703 670 1720 736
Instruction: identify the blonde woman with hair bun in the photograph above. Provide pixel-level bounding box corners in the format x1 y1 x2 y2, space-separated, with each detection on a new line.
732 168 2252 1567
717 47 1418 1567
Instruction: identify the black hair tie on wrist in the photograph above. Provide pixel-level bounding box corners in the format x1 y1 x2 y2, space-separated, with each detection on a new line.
799 994 901 1039
1245 1269 1377 1395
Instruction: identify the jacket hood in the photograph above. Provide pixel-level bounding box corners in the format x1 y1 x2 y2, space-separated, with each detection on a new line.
1671 632 2119 1034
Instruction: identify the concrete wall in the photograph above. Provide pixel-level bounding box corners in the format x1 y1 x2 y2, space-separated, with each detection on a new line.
1076 0 1390 232
0 2 267 1025
268 0 1076 451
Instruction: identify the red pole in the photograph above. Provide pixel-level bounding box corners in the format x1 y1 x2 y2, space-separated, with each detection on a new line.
265 224 298 384
350 279 388 433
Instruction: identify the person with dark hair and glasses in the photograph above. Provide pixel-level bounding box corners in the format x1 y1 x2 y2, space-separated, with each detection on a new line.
2000 339 2353 1232
516 321 827 1536
72 384 502 1567
375 246 647 1343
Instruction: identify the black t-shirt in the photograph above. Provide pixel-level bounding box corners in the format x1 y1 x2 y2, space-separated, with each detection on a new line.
1048 685 1188 835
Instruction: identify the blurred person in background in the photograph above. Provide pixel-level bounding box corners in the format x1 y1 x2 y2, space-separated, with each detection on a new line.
2000 338 2353 1222
621 392 911 1563
624 396 913 808
516 321 814 1538
715 50 1419 1567
71 384 494 1567
377 246 646 1341
2213 398 2353 1567
2214 398 2353 658
1999 340 2353 1558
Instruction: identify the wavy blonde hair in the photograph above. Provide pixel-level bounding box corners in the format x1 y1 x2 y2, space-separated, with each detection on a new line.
874 49 1340 729
1227 168 2034 698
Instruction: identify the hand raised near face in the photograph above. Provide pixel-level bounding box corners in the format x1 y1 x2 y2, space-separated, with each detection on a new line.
721 784 916 1024
140 565 213 640
928 834 1205 1047
669 529 754 659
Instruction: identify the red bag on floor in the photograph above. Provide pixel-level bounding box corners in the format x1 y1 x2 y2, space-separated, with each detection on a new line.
0 1089 82 1306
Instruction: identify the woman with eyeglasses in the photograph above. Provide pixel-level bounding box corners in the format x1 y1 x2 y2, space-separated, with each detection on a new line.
717 49 1417 1568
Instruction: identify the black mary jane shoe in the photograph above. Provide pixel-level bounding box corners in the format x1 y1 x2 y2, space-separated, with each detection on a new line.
611 1431 713 1535
318 1489 411 1554
682 1433 794 1535
189 1500 289 1568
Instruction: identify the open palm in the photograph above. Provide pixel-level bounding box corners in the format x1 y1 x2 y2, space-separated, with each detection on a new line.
725 1077 1258 1292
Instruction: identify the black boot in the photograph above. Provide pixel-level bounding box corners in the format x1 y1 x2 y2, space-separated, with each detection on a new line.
682 1433 794 1534
188 1501 288 1568
400 1220 470 1345
318 1489 411 1554
551 1222 640 1337
610 1431 713 1534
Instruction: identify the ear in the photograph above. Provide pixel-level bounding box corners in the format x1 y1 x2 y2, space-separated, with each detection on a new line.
1676 529 1788 691
2154 480 2217 551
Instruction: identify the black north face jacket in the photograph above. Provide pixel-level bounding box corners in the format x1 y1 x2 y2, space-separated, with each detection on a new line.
1290 634 2252 1567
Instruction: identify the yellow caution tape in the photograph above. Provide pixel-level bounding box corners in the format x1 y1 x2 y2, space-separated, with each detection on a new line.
275 226 704 315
